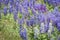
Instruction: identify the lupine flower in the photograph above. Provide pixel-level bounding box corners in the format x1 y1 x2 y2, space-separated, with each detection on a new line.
35 13 45 24
0 0 2 3
44 23 49 32
52 7 60 17
13 9 18 21
52 7 60 31
3 6 7 16
15 1 19 11
33 3 47 13
39 13 45 23
47 22 54 37
19 4 23 14
3 0 9 5
16 0 20 3
29 19 35 26
9 4 13 13
56 22 60 31
40 22 45 33
49 22 54 32
26 20 30 27
33 3 40 10
29 0 36 8
21 0 29 10
47 11 56 25
19 26 27 40
18 18 24 25
29 16 36 26
9 0 14 5
31 7 37 16
44 0 60 6
23 8 29 17
19 5 29 17
34 27 39 39
22 0 29 16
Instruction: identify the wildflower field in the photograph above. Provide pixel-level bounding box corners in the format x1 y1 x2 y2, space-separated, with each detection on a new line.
0 0 60 40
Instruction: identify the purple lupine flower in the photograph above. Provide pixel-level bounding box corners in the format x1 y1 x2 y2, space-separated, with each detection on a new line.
39 13 45 23
9 0 14 5
16 0 20 3
19 25 27 40
29 16 36 26
9 4 13 13
26 20 30 27
19 4 23 14
29 0 36 8
35 13 45 24
15 1 19 11
0 0 4 3
13 9 18 21
44 23 49 32
21 0 29 16
21 0 29 10
3 0 9 5
18 18 24 25
19 4 29 17
3 6 7 16
47 11 56 25
52 7 60 26
0 0 2 3
23 8 29 17
44 0 60 6
33 3 47 13
52 7 60 17
33 3 40 10
56 22 60 31
31 7 37 16
29 19 35 26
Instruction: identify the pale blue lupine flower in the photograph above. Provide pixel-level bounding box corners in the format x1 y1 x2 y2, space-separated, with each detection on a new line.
40 22 45 33
34 27 39 39
48 22 54 37
49 22 54 32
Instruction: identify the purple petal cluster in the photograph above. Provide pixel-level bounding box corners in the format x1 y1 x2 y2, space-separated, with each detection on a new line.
19 25 27 40
33 3 47 13
44 0 60 6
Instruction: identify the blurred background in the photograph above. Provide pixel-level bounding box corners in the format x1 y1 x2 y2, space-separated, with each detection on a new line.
0 0 60 40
